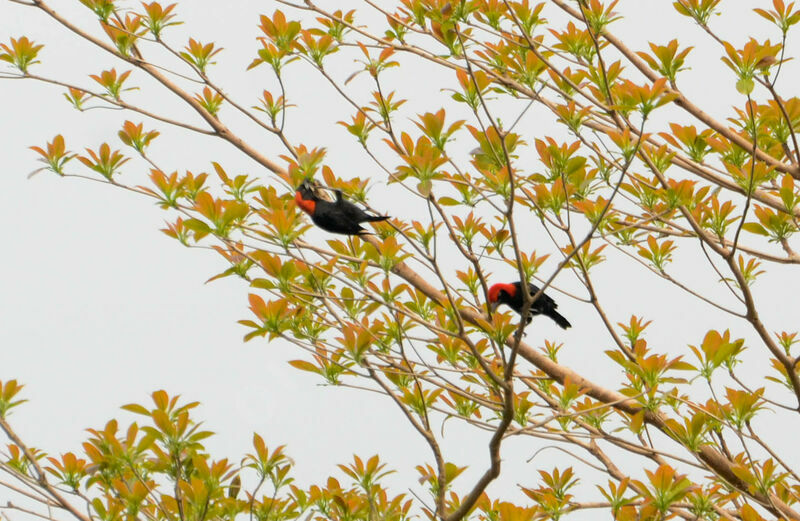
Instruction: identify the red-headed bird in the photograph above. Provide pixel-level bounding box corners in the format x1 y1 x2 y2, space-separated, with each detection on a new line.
294 179 389 235
487 281 571 329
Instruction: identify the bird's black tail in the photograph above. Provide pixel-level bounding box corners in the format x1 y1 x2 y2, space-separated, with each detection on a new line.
547 310 571 329
363 215 390 223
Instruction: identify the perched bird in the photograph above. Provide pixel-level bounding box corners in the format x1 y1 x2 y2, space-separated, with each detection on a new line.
487 281 571 329
294 179 389 235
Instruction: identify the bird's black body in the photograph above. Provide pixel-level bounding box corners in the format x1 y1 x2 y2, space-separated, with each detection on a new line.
488 281 571 329
295 181 389 235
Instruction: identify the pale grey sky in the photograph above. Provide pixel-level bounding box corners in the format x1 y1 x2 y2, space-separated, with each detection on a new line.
1 0 798 517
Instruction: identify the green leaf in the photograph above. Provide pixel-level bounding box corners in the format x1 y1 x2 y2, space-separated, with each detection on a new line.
741 222 768 236
418 179 432 197
250 278 275 290
183 218 212 240
735 77 754 95
288 360 319 373
121 403 151 416
437 196 460 206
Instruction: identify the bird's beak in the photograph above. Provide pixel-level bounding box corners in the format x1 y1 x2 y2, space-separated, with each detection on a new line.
488 301 499 313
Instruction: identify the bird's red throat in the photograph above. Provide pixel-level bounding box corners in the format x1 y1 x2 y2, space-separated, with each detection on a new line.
294 191 316 215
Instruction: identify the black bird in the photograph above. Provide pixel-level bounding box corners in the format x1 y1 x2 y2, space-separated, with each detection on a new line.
294 179 389 235
487 281 571 329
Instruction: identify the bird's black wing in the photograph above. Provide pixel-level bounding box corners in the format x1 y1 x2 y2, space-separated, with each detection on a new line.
339 199 368 219
526 282 571 328
528 283 558 315
526 282 558 309
311 200 366 234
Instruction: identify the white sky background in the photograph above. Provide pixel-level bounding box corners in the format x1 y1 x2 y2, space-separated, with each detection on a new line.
1 0 799 517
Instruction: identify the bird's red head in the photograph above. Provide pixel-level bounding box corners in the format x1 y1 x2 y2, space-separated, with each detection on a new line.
294 189 316 215
488 282 516 302
488 283 516 307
